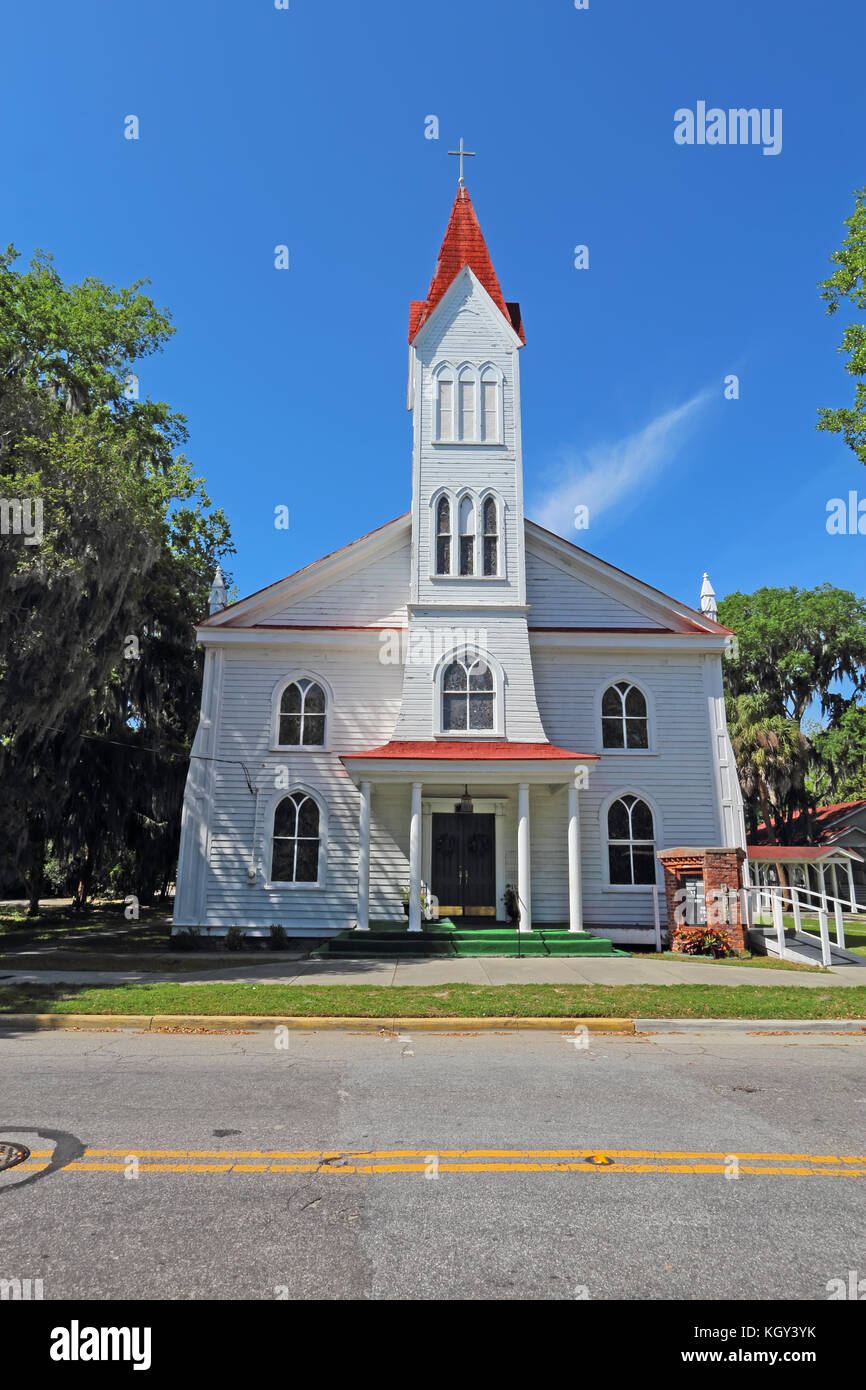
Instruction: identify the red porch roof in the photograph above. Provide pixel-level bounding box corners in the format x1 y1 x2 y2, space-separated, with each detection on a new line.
342 741 598 761
747 845 863 863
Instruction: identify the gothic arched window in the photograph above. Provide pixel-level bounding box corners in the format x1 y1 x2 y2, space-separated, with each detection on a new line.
278 678 326 747
481 496 499 576
272 792 321 883
601 681 649 749
436 373 454 442
458 495 475 576
435 496 452 575
458 367 476 442
442 652 494 732
607 794 656 885
480 368 500 442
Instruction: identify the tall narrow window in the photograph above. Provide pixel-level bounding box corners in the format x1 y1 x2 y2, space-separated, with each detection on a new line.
442 653 495 732
481 373 499 442
272 792 321 883
435 496 452 575
601 681 649 749
482 496 498 576
458 496 475 576
278 679 326 747
437 377 454 442
458 372 475 442
607 795 655 885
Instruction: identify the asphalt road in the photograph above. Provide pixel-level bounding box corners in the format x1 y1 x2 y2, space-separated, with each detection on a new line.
1 1027 864 1301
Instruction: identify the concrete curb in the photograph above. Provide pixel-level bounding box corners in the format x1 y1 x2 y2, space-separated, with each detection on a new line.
634 1018 866 1033
0 1013 635 1034
2 1014 863 1035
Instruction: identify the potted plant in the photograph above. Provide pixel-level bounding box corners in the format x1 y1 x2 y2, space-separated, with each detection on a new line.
400 884 410 917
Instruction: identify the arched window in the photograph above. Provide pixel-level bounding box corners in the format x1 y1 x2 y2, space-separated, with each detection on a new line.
442 652 494 732
607 794 656 885
601 681 649 749
458 367 476 442
436 372 454 442
480 368 500 443
271 792 321 883
458 495 475 576
278 678 326 747
435 495 452 575
481 496 498 576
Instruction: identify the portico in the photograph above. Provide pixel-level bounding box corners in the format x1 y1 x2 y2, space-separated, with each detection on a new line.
341 741 598 934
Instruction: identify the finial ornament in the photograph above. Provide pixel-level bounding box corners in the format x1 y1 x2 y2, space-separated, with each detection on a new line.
208 563 228 616
699 572 718 621
448 137 476 187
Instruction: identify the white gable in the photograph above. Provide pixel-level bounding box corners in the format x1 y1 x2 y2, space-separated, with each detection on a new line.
200 517 411 631
525 548 667 628
264 537 410 627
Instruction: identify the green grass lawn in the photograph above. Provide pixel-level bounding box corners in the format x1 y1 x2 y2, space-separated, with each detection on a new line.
627 950 819 972
2 981 865 1020
0 900 173 951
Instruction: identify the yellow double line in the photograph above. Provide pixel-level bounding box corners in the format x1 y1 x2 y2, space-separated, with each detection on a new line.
12 1146 866 1178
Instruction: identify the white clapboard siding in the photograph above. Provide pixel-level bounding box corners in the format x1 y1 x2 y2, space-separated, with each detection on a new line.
264 538 410 627
393 613 547 742
531 649 723 925
201 640 404 929
525 549 667 629
413 278 525 610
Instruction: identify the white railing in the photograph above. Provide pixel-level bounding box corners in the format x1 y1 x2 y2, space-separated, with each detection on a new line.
743 882 865 967
652 885 662 952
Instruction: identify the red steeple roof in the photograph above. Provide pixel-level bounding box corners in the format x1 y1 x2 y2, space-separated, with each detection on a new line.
409 186 524 344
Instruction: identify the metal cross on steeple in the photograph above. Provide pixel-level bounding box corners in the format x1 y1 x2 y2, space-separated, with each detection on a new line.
448 137 476 187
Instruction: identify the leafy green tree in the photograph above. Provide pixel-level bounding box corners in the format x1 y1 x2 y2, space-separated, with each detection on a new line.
719 585 866 725
806 703 866 804
725 694 812 851
817 186 866 465
0 246 232 913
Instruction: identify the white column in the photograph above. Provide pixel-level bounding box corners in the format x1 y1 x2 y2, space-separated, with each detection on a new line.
567 781 582 933
846 860 857 910
819 864 828 913
494 802 506 921
517 782 532 933
355 780 371 931
408 781 423 933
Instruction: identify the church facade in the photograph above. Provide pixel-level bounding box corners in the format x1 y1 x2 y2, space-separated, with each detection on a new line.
173 182 746 944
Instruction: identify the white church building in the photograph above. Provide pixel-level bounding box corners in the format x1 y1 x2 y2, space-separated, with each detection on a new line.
173 175 746 946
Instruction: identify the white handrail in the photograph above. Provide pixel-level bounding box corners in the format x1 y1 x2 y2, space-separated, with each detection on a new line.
817 908 832 967
652 885 662 953
744 882 861 965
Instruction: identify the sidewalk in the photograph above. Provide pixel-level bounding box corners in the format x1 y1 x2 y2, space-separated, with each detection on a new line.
2 957 865 988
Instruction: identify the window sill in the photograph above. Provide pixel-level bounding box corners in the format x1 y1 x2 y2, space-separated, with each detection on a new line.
601 883 660 893
600 749 658 757
269 745 331 754
263 881 326 891
428 574 505 583
434 732 503 741
431 440 507 449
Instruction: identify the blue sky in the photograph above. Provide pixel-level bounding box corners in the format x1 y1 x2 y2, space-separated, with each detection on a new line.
3 0 865 613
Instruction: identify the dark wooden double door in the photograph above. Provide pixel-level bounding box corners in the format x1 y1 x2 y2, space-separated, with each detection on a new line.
431 813 496 918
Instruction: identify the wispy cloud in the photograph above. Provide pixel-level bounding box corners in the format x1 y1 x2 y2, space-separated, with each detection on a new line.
529 389 713 537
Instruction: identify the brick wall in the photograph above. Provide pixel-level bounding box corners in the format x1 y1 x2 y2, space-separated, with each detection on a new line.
657 847 747 951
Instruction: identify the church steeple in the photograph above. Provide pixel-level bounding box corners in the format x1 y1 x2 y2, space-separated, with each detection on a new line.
408 185 524 344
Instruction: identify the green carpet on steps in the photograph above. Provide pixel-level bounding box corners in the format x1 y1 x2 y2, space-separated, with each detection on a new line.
311 920 628 957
